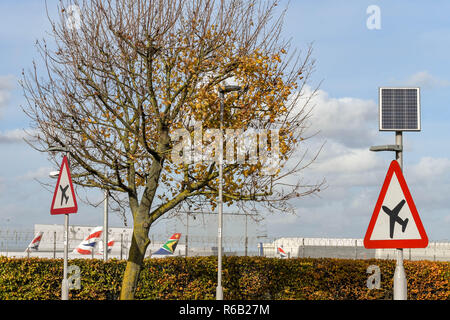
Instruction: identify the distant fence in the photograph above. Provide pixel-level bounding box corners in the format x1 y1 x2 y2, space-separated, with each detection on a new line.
0 227 132 259
1 228 449 261
263 239 374 260
376 243 450 261
0 227 263 259
263 238 450 261
0 229 35 252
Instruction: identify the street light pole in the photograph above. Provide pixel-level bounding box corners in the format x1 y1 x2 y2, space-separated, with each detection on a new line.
216 85 242 300
103 188 109 262
216 89 225 300
185 205 190 258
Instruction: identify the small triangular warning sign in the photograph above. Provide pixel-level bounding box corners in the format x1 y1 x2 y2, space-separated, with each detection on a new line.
364 160 428 249
50 155 78 215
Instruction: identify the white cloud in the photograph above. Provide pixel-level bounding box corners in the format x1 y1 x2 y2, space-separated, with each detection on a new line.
409 157 450 181
400 71 450 89
0 128 36 144
267 86 450 239
268 86 387 237
314 143 380 174
301 86 381 148
0 75 15 113
17 166 54 181
403 157 450 212
292 85 388 186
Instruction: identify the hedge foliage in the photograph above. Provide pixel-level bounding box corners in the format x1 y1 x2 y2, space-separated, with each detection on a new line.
0 256 448 300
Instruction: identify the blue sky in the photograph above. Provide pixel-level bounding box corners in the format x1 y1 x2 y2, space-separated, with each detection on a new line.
0 1 449 242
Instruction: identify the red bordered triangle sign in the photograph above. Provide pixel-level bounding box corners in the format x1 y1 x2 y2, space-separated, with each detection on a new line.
364 160 428 249
50 155 78 215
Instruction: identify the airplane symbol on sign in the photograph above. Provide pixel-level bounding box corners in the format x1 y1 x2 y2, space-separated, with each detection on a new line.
382 199 409 239
60 185 69 206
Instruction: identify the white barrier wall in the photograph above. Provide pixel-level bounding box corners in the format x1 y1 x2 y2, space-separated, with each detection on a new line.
2 226 449 261
264 237 450 261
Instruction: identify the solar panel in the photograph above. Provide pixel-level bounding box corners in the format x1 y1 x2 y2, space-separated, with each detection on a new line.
379 87 420 131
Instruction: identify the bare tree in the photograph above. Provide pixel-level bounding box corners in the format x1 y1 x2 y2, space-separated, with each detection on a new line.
21 0 324 299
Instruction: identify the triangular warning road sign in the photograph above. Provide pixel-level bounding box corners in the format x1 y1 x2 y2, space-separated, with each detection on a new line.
364 160 428 249
50 155 78 215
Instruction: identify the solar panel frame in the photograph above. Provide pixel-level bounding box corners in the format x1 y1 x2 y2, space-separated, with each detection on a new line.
378 87 421 131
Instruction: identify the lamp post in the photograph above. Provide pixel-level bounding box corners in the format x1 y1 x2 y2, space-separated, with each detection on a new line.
101 168 110 262
103 187 109 261
216 84 242 300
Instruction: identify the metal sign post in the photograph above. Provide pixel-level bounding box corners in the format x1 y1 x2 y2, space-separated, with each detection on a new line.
393 131 407 300
49 152 78 300
62 213 69 300
369 133 407 300
367 87 427 300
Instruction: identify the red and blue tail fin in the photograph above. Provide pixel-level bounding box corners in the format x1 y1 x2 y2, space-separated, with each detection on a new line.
73 226 103 255
97 238 115 255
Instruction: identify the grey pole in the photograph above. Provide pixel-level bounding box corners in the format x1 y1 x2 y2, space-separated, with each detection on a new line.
53 231 56 259
120 233 123 260
302 238 305 258
244 213 248 256
216 90 224 300
216 84 243 300
185 210 189 258
47 145 71 299
393 131 407 300
61 151 71 300
103 188 109 261
61 213 69 300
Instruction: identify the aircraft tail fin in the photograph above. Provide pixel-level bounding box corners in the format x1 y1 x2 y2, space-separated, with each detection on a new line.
97 238 115 255
26 231 44 252
73 226 103 255
277 246 287 258
152 233 181 256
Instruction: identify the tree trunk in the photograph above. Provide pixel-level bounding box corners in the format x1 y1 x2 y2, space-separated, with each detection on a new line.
120 221 150 300
119 140 166 299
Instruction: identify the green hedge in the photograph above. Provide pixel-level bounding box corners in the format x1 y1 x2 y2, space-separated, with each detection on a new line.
0 256 448 300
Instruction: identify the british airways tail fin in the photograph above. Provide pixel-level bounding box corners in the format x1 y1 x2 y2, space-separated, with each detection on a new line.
152 233 181 256
97 238 115 255
73 226 103 255
26 232 43 252
277 246 287 258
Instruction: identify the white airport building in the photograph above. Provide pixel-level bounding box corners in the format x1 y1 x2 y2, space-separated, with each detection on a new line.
1 224 449 261
264 237 450 261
